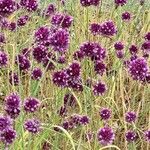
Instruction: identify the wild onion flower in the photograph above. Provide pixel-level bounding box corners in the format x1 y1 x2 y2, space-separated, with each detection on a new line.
20 0 38 11
0 51 8 68
0 0 17 17
100 108 111 120
125 111 136 123
116 50 124 58
33 46 48 63
144 130 150 142
141 41 150 53
0 33 5 43
17 15 29 26
125 131 138 142
97 126 115 145
64 93 76 107
57 55 66 64
0 115 12 131
9 72 19 86
90 23 101 35
31 68 42 80
0 18 9 29
128 57 148 81
73 50 84 60
24 97 40 113
15 54 31 71
144 32 150 41
94 61 106 76
0 128 16 144
129 45 138 55
5 93 21 118
122 12 131 21
49 28 69 52
51 13 73 28
100 20 117 37
93 81 107 96
80 0 92 7
115 0 127 6
114 41 124 50
8 22 16 31
79 115 90 125
24 119 40 134
43 3 56 17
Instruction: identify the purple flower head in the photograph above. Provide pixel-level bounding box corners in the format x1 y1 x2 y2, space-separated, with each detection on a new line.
93 81 107 96
43 3 56 17
79 115 90 125
33 45 48 63
80 0 92 7
66 62 81 78
0 18 9 29
100 108 111 120
24 119 40 134
90 23 101 35
64 93 76 107
116 50 124 59
73 50 84 60
125 131 138 142
31 68 42 80
0 128 16 144
34 26 51 46
62 120 74 130
114 41 124 50
5 93 21 118
129 45 138 55
94 61 106 76
20 0 38 11
57 55 66 64
97 126 115 145
17 15 29 26
128 57 148 81
125 111 136 123
141 41 150 53
53 70 68 87
15 54 31 71
8 22 16 31
115 0 127 6
144 130 150 142
100 20 117 37
51 13 73 28
0 115 12 132
144 32 150 41
9 71 19 86
24 97 40 113
0 51 8 68
122 12 131 21
0 0 17 17
58 106 67 117
49 28 69 52
0 33 5 43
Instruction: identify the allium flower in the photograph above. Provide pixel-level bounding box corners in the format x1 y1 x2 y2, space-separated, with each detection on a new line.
0 33 5 43
15 54 31 71
66 62 81 78
64 93 76 107
9 71 19 86
90 23 101 35
122 12 131 21
43 3 56 17
94 61 106 75
100 108 111 120
93 81 107 96
0 51 8 68
17 15 29 26
5 93 21 118
34 26 51 46
144 32 150 41
33 46 48 63
73 50 84 60
53 70 68 87
79 115 90 125
51 14 73 28
97 126 115 145
31 68 42 80
62 120 74 130
116 50 124 58
80 0 92 7
24 119 40 134
128 57 148 81
129 45 138 55
0 115 12 131
125 131 138 142
8 22 16 31
57 55 66 64
114 41 124 50
100 20 117 37
125 111 136 123
144 130 150 142
20 0 38 11
115 0 127 6
141 41 150 53
0 0 17 17
0 18 9 29
49 28 69 52
0 128 16 144
24 97 40 112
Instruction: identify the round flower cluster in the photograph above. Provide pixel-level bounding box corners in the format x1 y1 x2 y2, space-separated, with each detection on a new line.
0 115 12 132
43 3 56 17
17 15 29 26
31 68 43 80
114 41 124 50
144 130 150 142
0 50 8 68
114 0 128 6
100 108 111 120
141 41 150 54
122 12 131 21
80 0 100 7
20 0 38 11
125 111 136 123
90 23 101 35
94 61 106 76
129 45 138 55
125 130 138 142
144 32 150 41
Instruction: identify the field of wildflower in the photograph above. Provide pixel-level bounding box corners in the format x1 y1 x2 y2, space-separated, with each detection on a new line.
0 0 150 149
